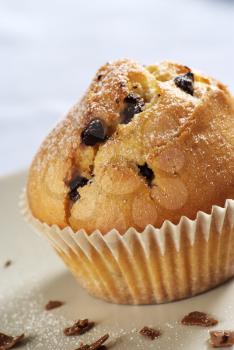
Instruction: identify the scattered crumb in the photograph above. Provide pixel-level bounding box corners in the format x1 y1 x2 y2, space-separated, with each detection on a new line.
75 334 109 350
45 300 64 311
209 330 234 348
64 319 95 336
139 326 161 340
181 311 218 327
0 332 25 350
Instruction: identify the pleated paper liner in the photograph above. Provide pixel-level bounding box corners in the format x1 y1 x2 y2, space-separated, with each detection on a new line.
21 191 234 305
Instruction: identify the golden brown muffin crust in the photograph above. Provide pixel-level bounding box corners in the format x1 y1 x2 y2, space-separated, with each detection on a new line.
27 59 234 234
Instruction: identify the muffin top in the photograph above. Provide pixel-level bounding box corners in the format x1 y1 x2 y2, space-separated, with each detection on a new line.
27 59 234 234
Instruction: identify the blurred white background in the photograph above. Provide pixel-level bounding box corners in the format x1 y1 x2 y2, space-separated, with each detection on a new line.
0 0 234 176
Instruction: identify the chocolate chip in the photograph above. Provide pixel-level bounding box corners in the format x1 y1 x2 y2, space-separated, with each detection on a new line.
209 331 234 348
64 319 95 336
120 93 145 124
138 163 154 186
75 334 109 350
139 327 161 340
69 189 80 202
45 300 64 311
181 311 218 327
174 72 194 95
69 176 89 191
97 74 103 81
81 119 107 146
68 175 89 202
0 332 25 350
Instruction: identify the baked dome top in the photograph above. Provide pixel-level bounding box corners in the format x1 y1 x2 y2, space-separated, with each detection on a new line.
27 59 234 234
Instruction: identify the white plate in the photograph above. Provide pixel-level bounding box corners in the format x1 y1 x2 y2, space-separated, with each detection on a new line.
0 171 234 350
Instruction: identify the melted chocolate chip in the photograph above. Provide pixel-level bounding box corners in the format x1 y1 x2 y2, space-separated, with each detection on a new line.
174 72 194 95
0 332 25 350
120 93 145 124
81 119 107 146
69 189 80 202
64 319 95 336
69 176 89 191
68 175 89 202
138 163 154 186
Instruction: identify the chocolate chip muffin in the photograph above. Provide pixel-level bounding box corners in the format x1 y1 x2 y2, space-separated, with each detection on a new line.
27 59 234 234
25 59 234 304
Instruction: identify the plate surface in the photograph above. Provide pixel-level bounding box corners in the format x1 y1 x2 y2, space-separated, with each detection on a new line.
0 171 234 350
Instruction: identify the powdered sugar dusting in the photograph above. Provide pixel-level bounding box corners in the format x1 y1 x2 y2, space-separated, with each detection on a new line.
1 268 234 349
32 59 146 174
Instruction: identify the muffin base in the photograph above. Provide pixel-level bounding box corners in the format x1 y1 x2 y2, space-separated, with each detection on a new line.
21 194 234 305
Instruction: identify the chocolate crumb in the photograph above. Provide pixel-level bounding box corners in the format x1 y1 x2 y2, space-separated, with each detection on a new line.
81 119 107 146
68 175 89 202
3 260 12 268
120 93 144 124
45 300 64 311
181 311 218 327
64 319 95 336
75 334 109 350
174 72 194 95
140 326 161 340
0 332 24 350
209 331 234 348
138 163 154 186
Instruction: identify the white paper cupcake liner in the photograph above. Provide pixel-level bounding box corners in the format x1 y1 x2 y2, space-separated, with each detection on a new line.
20 191 234 305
